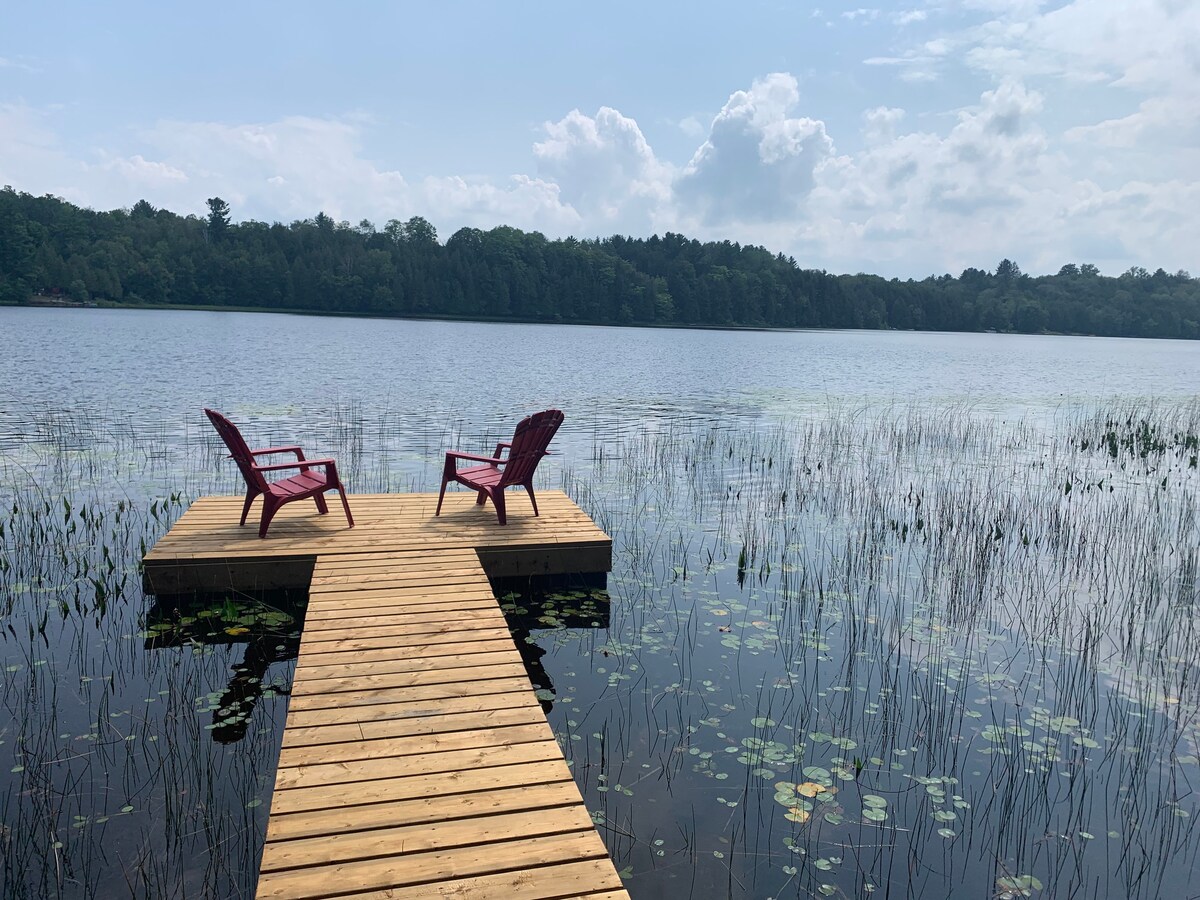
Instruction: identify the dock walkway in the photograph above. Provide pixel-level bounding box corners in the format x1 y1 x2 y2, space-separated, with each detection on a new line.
142 491 628 900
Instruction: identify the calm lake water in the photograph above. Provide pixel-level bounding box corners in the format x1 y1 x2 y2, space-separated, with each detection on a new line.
2 307 1199 898
3 307 1198 450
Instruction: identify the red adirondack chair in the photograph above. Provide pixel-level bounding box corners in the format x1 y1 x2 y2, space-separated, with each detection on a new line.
203 408 355 538
436 409 564 525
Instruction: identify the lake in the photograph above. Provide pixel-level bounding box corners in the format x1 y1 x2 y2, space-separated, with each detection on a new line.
2 306 1199 898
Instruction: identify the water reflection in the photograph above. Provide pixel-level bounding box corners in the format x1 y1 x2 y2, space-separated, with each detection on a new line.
142 590 306 745
493 574 610 715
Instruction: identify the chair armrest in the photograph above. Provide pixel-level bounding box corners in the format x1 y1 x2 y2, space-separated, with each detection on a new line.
253 458 336 473
493 441 511 458
445 450 505 466
249 445 306 460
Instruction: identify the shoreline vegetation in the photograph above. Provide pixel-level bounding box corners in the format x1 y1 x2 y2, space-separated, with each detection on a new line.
2 186 1198 339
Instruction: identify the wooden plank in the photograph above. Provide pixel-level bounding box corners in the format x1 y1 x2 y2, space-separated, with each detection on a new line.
264 781 585 841
295 618 510 647
298 620 511 643
289 662 532 697
284 676 537 713
309 580 497 598
292 649 525 681
300 607 504 630
290 639 519 668
279 705 549 749
254 832 612 899
276 722 555 768
267 759 574 816
147 543 608 582
260 806 596 873
331 861 627 900
291 628 515 656
282 691 541 729
272 738 566 791
302 602 504 628
278 705 545 748
309 571 490 587
142 555 316 593
306 594 506 613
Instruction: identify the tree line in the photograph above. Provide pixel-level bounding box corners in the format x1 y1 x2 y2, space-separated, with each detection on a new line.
1 185 1197 339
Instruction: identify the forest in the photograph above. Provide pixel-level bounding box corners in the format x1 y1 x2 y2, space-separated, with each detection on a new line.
1 185 1197 338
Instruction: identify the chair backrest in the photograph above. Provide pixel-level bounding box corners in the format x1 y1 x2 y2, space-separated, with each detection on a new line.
204 408 268 492
499 409 564 487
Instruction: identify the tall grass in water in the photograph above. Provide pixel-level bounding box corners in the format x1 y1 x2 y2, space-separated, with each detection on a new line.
555 402 1200 899
0 419 294 899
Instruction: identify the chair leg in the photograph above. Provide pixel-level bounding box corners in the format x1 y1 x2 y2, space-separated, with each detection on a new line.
493 490 507 526
435 477 449 517
523 483 540 517
337 486 354 528
259 496 283 538
476 490 489 506
436 453 459 518
240 488 259 526
313 493 329 515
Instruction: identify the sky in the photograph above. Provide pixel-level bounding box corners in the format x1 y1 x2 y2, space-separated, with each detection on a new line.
1 0 1196 278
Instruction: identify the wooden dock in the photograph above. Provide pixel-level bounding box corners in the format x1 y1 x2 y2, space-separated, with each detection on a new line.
143 491 612 594
143 491 628 900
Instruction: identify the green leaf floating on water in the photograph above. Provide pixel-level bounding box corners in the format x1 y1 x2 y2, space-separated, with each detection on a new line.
997 874 1043 895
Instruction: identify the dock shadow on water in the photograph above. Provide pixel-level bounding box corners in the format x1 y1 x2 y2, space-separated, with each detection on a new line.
141 591 306 745
3 401 1200 898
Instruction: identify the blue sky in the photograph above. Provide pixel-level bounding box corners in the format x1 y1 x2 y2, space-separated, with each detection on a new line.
2 0 1196 277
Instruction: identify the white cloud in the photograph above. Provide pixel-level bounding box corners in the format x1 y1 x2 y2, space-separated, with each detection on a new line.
1063 96 1184 148
804 80 1064 271
532 107 671 228
863 106 906 143
943 0 1200 153
0 110 582 236
675 73 834 226
863 54 941 82
97 154 188 186
677 115 706 139
0 103 91 200
0 56 38 73
963 0 1199 88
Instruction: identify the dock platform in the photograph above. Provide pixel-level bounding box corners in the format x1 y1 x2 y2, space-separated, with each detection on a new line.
143 491 627 900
